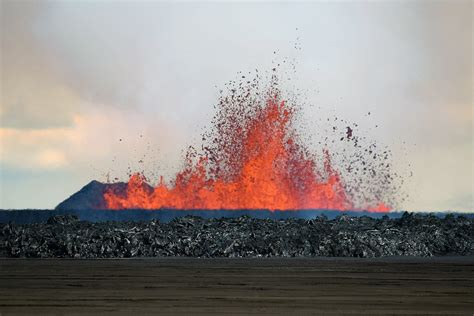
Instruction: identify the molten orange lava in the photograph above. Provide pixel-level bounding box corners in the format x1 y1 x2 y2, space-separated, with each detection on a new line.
104 95 390 212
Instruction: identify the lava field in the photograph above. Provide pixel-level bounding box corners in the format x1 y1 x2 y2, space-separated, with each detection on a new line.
1 213 472 259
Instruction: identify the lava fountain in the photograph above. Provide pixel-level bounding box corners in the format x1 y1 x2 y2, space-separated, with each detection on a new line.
104 74 391 212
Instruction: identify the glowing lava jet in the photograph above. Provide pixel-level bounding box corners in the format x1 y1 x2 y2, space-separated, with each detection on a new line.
104 77 390 212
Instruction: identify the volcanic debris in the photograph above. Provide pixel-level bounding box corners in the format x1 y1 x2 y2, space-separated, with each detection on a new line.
1 213 472 258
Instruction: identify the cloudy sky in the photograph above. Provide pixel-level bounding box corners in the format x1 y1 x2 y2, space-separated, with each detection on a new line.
0 1 472 212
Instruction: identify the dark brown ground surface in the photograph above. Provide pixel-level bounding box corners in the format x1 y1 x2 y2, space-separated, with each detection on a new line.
0 257 473 315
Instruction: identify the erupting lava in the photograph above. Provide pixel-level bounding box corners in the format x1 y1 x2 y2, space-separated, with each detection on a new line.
104 75 391 212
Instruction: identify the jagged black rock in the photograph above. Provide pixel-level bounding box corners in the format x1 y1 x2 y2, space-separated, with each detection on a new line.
1 213 472 258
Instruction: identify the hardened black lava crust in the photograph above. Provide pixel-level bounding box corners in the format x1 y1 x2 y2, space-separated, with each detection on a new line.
1 213 472 258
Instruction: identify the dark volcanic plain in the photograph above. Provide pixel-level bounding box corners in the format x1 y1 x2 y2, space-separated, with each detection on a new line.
0 257 473 315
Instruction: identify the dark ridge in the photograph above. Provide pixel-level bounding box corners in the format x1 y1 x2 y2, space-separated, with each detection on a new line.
56 180 155 211
55 180 129 210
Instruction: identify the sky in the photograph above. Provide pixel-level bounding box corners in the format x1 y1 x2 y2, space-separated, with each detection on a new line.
0 1 472 212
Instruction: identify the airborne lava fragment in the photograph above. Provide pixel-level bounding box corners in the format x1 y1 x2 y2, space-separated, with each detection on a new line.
104 72 396 212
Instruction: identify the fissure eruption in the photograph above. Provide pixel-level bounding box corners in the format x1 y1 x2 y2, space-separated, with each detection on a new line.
104 72 393 212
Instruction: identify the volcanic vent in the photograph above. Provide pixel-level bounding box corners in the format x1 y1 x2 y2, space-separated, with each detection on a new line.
58 70 402 212
93 69 400 213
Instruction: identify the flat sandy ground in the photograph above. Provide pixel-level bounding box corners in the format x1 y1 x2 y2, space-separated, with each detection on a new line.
0 257 473 315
